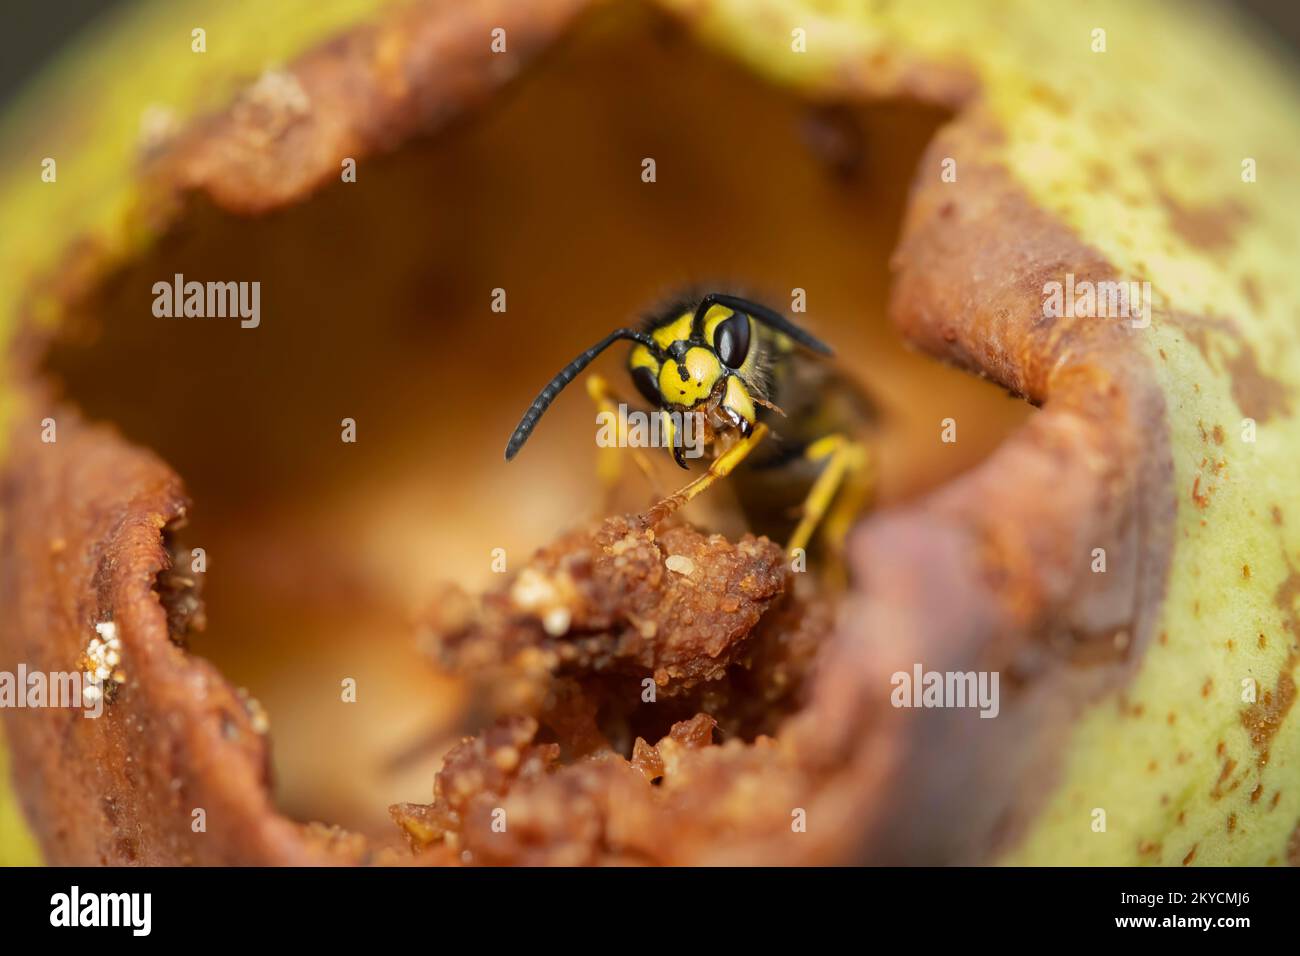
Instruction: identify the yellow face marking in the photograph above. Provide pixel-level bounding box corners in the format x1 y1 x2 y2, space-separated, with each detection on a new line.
629 343 658 373
701 304 735 344
651 312 694 350
659 346 721 406
723 375 756 426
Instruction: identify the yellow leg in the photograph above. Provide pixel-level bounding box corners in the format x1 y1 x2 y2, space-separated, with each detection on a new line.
820 443 874 562
588 374 660 494
640 424 769 528
785 434 870 557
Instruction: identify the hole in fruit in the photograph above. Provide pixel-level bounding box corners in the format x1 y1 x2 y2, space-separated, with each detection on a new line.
155 519 206 645
39 9 1032 846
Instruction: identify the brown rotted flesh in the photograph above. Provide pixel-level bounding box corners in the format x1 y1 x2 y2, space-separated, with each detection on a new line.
392 514 835 865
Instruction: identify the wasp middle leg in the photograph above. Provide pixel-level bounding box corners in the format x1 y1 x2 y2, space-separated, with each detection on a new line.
785 433 872 558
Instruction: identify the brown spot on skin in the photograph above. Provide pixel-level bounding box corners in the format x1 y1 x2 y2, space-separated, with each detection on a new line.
1191 474 1209 509
1272 792 1282 810
1137 839 1161 857
1177 810 1186 825
1177 751 1191 765
1259 633 1268 649
1027 82 1071 115
1212 758 1238 798
1289 822 1300 866
1242 677 1296 762
1240 274 1264 313
1225 345 1292 423
1147 759 1158 772
1086 160 1113 190
1159 631 1169 646
1273 506 1285 526
1251 783 1263 804
1167 711 1176 725
1203 679 1214 699
1227 813 1237 833
1216 740 1226 757
1169 313 1291 423
1182 844 1197 865
1243 564 1251 579
1212 425 1225 445
1242 557 1300 764
1226 640 1235 652
1159 191 1249 254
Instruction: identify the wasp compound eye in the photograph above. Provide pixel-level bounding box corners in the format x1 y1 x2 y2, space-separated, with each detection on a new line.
632 364 661 405
713 311 751 369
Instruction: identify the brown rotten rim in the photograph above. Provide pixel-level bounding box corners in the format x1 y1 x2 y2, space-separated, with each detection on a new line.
0 0 1170 865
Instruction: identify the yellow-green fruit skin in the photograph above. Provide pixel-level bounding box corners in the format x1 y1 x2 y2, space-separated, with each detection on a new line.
2 0 1299 866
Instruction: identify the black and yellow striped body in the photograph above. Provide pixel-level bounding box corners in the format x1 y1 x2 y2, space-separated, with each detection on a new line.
504 291 876 558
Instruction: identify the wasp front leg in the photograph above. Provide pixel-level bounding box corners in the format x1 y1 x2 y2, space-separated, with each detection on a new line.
587 373 661 496
640 423 769 528
786 433 872 558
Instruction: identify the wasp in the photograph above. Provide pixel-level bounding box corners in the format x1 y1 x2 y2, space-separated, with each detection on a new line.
504 292 876 558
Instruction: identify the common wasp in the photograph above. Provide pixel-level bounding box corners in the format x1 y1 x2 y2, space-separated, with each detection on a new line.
505 292 876 559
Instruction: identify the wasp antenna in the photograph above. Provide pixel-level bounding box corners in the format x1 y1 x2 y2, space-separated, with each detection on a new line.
505 328 659 461
694 293 833 356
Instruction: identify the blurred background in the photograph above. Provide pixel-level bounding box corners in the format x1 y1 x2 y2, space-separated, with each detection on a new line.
3 0 1299 105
